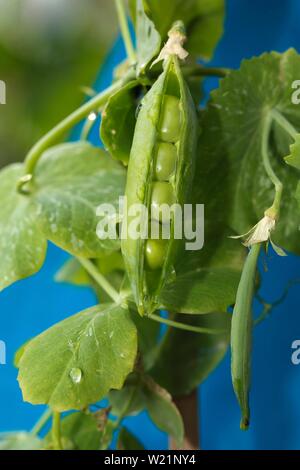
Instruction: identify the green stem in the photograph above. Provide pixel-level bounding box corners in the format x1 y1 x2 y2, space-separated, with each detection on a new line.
79 262 223 335
31 408 52 436
115 0 136 65
183 65 230 78
80 112 98 141
52 412 63 450
148 313 226 335
262 114 283 218
77 257 120 304
271 108 298 140
22 76 132 178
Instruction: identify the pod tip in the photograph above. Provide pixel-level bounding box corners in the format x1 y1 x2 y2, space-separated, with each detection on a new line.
240 417 250 430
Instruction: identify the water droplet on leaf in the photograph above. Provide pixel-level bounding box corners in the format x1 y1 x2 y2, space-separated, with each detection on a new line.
69 367 83 384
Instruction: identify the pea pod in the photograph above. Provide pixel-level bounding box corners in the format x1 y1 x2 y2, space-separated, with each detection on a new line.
231 243 261 430
121 56 197 315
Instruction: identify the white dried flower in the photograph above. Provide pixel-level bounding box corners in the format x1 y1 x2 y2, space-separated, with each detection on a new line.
230 214 287 256
152 25 188 66
243 215 275 246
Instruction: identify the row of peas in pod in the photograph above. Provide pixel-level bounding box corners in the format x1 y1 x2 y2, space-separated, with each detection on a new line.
121 56 198 315
145 94 180 270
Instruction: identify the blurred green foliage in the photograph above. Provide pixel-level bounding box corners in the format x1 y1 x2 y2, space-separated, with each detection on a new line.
0 0 117 167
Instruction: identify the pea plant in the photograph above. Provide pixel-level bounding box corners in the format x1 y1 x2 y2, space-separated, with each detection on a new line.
1 0 300 451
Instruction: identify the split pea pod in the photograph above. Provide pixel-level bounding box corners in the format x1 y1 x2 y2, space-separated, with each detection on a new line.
231 243 261 430
121 55 197 315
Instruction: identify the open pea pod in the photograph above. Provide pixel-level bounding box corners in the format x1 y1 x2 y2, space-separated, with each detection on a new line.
121 56 198 315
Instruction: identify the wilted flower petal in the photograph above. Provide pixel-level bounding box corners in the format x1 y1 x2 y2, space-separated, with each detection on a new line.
152 25 188 66
244 215 275 247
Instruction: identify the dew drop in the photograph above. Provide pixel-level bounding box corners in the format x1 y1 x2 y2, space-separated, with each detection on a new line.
69 367 83 384
88 111 97 122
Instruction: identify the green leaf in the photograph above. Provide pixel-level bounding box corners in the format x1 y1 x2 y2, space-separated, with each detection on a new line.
131 0 224 60
110 373 183 445
0 164 47 291
150 312 230 395
0 432 41 450
33 142 126 256
44 412 103 450
117 427 144 450
18 303 137 411
135 0 161 74
109 373 145 417
101 82 140 165
186 0 225 59
14 340 31 368
205 49 300 254
285 133 300 170
158 236 245 314
0 142 126 291
143 376 184 446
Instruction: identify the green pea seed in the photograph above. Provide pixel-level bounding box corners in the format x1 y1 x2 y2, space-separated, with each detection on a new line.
145 239 167 270
158 95 181 143
155 143 177 181
151 182 176 222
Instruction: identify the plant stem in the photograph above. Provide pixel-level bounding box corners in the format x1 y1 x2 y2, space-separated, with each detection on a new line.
52 412 63 450
262 114 283 218
80 112 98 141
77 257 120 304
31 408 52 436
77 259 222 335
22 75 133 177
271 108 297 140
115 0 136 65
183 65 230 78
148 313 226 335
170 390 200 450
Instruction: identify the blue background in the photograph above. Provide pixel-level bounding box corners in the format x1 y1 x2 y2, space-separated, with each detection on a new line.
1 0 300 450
